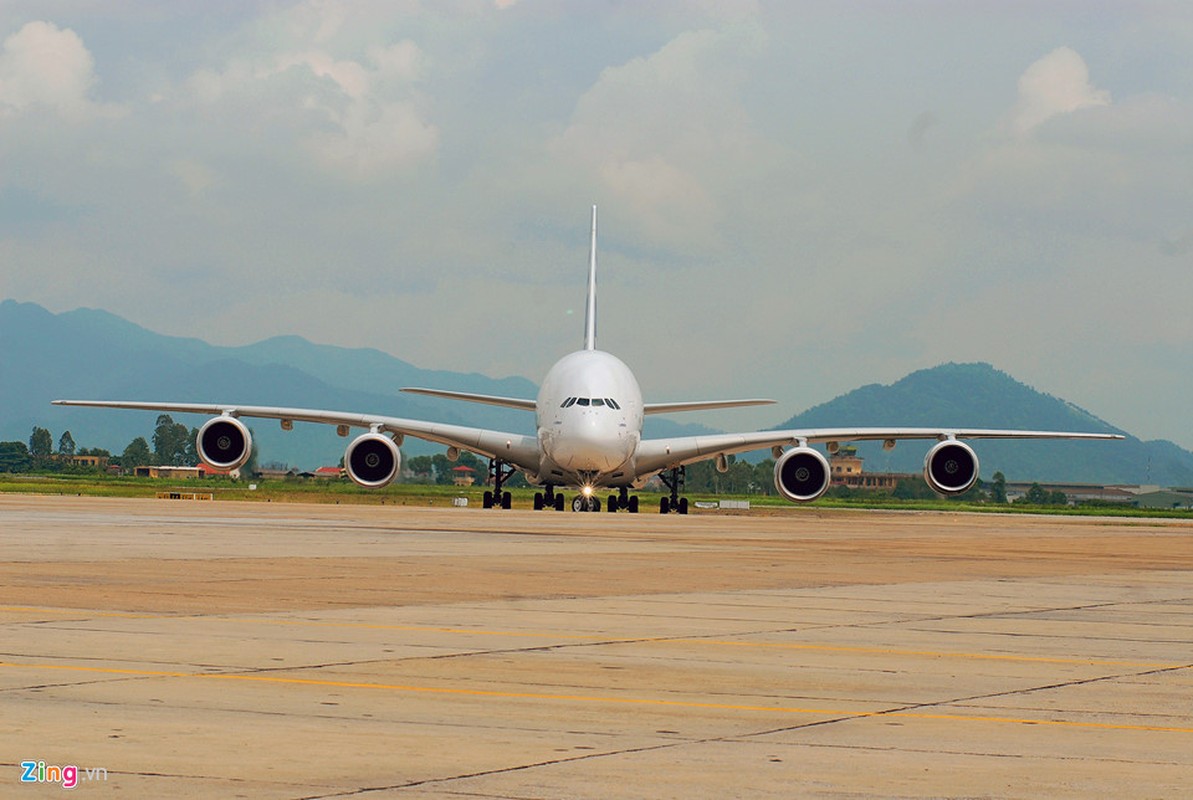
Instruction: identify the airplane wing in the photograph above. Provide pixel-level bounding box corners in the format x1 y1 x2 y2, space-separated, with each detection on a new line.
51 400 542 472
633 427 1125 477
644 399 775 415
400 388 536 412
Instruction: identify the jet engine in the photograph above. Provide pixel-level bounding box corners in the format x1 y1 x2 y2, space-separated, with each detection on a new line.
344 432 401 488
923 439 979 495
773 446 831 502
197 415 252 471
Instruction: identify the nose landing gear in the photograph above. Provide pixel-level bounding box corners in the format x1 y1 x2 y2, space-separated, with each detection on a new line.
572 495 602 512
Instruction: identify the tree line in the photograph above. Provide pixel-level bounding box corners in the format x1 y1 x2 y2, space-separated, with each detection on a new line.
0 415 205 473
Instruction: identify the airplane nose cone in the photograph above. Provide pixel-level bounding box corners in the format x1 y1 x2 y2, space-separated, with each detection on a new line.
549 417 631 472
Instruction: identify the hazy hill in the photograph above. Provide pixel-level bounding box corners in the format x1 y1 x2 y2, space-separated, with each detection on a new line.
775 363 1193 485
0 300 711 468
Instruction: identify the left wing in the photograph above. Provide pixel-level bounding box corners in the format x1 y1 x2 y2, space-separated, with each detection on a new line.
51 400 542 472
644 399 775 415
634 426 1125 476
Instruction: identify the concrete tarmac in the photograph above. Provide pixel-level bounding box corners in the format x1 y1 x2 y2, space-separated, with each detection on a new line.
1 494 1191 798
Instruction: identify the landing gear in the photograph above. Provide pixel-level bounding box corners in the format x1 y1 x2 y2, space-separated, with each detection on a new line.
572 495 601 512
658 467 689 514
605 488 639 513
483 459 515 510
483 490 511 509
536 482 641 513
533 485 565 511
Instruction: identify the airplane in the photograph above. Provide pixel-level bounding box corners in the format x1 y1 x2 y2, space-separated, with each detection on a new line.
54 206 1122 514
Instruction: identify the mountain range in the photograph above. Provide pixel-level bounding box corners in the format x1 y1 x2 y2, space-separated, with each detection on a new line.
2 299 1189 485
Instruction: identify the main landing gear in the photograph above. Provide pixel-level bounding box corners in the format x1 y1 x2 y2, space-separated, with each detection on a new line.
482 459 514 510
604 487 639 514
533 485 566 512
658 466 689 515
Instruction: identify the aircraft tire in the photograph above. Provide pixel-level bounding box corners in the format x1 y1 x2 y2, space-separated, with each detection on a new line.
483 491 493 509
554 494 565 511
533 493 544 511
501 491 512 510
678 497 689 515
659 497 670 514
628 496 639 513
607 494 618 512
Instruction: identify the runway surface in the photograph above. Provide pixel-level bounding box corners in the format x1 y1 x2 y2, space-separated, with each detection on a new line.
1 495 1191 798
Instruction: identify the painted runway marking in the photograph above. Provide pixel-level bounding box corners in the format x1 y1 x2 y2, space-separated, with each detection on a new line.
2 659 1192 735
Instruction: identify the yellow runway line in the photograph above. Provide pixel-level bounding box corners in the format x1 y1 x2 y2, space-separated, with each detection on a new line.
3 660 1192 735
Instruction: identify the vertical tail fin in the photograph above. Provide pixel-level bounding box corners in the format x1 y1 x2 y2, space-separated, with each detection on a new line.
583 204 597 351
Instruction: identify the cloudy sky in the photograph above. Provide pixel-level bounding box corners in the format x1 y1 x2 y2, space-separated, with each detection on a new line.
1 1 1190 446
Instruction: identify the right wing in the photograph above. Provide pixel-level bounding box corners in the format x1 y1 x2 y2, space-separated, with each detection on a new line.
399 388 536 412
51 400 542 472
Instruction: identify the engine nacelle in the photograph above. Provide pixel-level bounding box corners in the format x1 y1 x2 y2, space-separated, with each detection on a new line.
773 446 831 503
344 433 400 489
923 439 979 495
197 416 252 471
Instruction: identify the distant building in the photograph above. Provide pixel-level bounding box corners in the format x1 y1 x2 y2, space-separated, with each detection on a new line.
451 465 476 486
304 466 345 480
828 446 900 491
135 465 232 479
1132 490 1193 510
254 467 298 480
1003 482 1138 505
64 454 108 468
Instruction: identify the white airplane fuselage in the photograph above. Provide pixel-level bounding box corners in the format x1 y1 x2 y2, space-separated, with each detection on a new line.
535 349 644 487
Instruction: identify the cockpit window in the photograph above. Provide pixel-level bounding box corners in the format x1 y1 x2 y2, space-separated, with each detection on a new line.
562 397 622 409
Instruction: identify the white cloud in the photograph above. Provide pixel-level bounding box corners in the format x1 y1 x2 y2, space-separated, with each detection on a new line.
1009 46 1110 137
548 24 771 247
307 100 437 178
0 20 113 121
169 158 217 196
181 33 436 180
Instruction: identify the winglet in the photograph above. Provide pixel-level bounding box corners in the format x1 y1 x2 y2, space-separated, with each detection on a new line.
583 204 597 351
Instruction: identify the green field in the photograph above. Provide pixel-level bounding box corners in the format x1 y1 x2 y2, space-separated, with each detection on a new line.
1 473 1190 519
